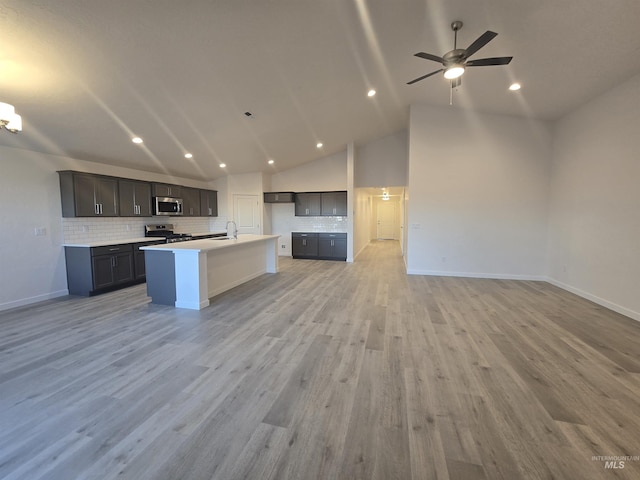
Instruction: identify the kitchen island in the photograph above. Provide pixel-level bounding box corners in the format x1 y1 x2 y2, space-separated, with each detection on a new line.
141 234 279 310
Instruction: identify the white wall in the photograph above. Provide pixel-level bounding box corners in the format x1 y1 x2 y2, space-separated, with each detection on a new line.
270 151 347 191
407 105 552 278
353 189 373 259
0 145 222 311
547 73 640 320
355 130 407 188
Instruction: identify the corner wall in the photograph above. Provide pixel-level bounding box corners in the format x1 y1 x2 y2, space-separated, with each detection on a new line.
547 73 640 320
407 105 552 279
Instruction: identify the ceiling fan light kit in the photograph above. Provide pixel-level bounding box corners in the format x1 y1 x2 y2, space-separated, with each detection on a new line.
407 20 513 91
0 102 22 133
444 65 465 79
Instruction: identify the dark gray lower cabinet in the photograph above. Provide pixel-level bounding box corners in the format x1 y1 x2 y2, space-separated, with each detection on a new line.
134 240 165 280
292 232 346 261
292 233 319 258
318 233 347 260
65 241 162 296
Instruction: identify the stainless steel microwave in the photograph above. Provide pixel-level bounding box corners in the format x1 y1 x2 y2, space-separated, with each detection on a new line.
153 196 183 216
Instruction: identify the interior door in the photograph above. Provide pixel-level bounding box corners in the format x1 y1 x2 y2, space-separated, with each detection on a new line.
377 201 396 239
233 194 261 234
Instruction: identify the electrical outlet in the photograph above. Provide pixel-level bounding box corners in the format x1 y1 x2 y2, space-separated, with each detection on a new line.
82 225 89 232
281 244 286 249
34 227 47 236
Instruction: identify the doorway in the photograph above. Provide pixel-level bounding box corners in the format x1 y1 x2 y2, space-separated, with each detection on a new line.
233 194 261 234
377 200 397 239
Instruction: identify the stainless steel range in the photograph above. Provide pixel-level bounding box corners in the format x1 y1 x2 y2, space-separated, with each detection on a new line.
145 224 193 243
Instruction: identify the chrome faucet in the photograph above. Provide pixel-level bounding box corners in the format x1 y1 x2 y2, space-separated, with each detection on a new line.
226 220 237 239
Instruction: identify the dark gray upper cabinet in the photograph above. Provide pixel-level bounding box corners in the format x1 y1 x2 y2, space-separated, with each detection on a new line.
294 191 347 216
118 179 151 217
182 187 201 216
151 183 182 198
321 191 348 216
59 171 119 217
295 193 322 216
60 171 217 218
200 189 218 217
264 192 295 203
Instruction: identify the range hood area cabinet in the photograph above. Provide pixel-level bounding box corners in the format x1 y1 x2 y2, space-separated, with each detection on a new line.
151 183 181 198
294 191 347 216
59 171 119 217
264 192 295 203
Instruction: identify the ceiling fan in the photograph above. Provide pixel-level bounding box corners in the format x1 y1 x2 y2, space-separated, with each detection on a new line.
407 21 512 87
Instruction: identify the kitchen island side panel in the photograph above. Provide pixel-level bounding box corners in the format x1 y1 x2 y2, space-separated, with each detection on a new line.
206 239 276 299
144 250 176 305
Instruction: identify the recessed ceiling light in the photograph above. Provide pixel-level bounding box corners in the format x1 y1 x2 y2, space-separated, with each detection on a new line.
219 163 226 168
509 83 521 91
268 159 275 165
184 153 193 159
316 142 323 148
132 137 143 144
367 89 376 97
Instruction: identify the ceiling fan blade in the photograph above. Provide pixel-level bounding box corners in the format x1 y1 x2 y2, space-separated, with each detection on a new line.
466 56 513 66
414 52 444 64
407 69 443 85
463 30 498 58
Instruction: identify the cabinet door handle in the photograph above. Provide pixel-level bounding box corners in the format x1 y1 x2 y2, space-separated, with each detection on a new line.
333 207 336 215
99 203 103 215
95 203 99 215
302 239 306 246
331 240 334 247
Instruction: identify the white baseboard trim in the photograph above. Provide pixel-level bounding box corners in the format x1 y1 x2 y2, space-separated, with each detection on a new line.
545 277 640 322
0 289 69 312
406 269 546 282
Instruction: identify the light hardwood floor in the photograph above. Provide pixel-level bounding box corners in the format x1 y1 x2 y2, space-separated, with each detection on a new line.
1 240 639 479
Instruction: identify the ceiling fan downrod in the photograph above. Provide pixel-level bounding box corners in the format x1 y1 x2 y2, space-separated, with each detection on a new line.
451 20 463 50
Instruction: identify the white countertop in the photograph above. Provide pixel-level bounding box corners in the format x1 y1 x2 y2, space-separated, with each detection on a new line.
63 231 229 248
63 237 160 247
141 234 280 253
187 231 227 237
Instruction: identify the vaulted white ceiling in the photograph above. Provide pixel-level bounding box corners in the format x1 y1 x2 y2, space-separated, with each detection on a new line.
2 0 639 180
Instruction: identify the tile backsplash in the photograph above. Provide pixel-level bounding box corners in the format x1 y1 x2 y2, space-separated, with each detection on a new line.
62 216 229 244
